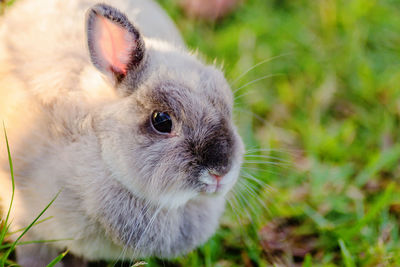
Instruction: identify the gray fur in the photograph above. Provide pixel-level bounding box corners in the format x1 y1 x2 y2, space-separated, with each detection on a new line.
0 0 244 266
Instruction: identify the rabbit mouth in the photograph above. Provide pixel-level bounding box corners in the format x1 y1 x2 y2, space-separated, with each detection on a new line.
201 182 225 194
197 164 240 195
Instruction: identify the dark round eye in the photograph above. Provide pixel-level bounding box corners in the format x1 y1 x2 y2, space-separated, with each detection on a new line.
151 111 172 134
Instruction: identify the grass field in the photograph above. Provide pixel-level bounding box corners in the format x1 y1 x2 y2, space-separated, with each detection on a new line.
2 0 400 266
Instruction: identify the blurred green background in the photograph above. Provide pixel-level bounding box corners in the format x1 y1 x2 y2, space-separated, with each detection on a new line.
1 0 400 266
153 0 400 266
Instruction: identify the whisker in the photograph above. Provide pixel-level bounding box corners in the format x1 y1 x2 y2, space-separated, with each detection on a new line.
234 182 271 234
224 195 245 235
234 107 275 127
113 197 154 266
244 154 291 164
240 170 274 190
233 90 254 103
134 205 163 255
245 147 292 154
237 179 266 207
237 179 270 221
230 53 293 86
233 184 255 221
245 147 304 155
236 181 260 219
240 174 269 189
241 166 283 177
237 179 259 199
229 187 250 220
243 160 291 168
233 73 283 94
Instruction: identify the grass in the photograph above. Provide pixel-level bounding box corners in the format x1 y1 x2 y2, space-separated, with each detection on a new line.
2 0 400 266
0 126 67 266
154 0 400 266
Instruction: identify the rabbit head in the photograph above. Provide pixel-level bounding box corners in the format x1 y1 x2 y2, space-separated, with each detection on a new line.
87 3 244 210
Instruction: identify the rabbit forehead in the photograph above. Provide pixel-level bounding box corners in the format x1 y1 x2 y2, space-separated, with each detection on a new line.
149 81 229 117
135 65 233 121
138 40 234 110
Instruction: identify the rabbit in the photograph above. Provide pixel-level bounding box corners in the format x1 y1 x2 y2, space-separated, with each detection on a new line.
0 0 244 266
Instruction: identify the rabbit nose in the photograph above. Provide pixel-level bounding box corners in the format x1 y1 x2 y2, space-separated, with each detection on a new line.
211 174 223 182
209 171 224 182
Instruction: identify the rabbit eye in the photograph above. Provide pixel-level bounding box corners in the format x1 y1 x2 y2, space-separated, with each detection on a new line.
151 111 172 134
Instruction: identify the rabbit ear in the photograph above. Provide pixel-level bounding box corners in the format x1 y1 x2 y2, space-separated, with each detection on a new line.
86 4 145 82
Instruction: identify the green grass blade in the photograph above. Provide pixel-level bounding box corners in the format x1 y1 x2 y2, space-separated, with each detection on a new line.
46 250 69 267
0 124 16 267
0 124 15 245
0 238 73 250
302 254 312 267
337 182 395 239
4 259 18 267
1 191 60 264
303 204 334 230
355 144 400 187
338 239 355 267
6 216 54 236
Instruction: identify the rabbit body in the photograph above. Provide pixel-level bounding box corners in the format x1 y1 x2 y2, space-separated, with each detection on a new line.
0 0 244 265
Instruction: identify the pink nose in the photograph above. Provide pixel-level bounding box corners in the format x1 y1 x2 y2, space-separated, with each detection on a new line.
210 173 223 182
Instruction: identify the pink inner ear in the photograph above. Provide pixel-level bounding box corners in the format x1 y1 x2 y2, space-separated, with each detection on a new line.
95 15 136 75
